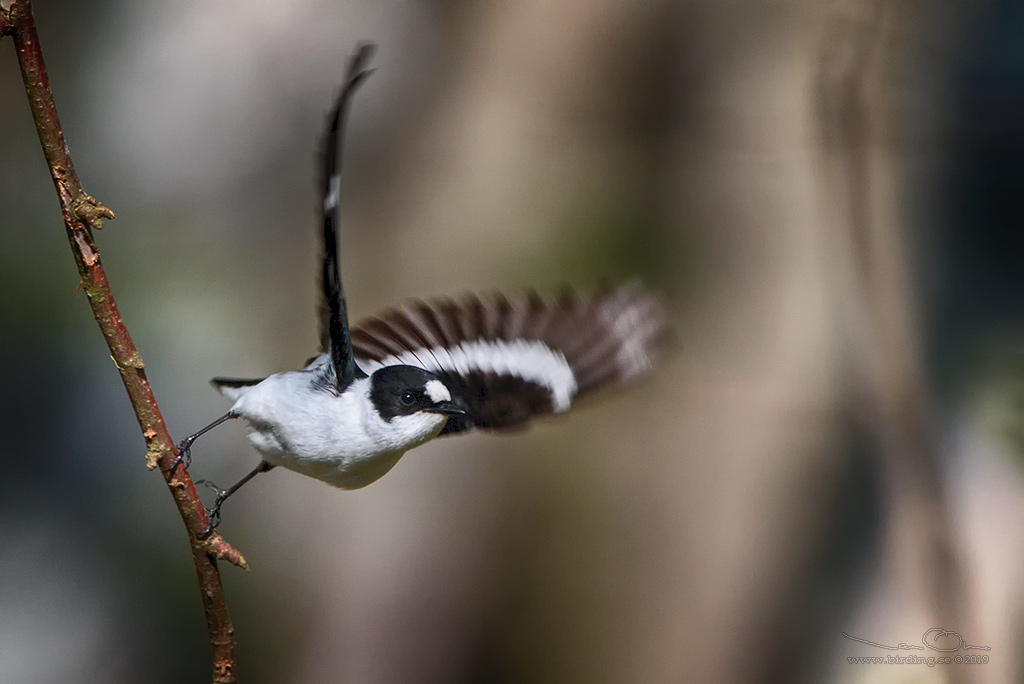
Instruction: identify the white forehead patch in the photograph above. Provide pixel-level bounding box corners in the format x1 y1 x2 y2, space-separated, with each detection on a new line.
424 379 451 403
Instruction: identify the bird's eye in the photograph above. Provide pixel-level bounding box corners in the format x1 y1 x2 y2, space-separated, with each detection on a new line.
400 392 416 406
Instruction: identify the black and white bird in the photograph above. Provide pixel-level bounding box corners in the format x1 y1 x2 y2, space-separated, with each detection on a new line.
175 44 671 536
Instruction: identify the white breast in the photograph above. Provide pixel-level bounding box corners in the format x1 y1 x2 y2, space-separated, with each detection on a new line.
230 372 447 489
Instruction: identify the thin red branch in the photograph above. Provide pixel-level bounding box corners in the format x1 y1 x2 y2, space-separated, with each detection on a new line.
3 2 244 682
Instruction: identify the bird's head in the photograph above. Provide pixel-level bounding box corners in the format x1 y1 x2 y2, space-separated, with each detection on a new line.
368 365 464 424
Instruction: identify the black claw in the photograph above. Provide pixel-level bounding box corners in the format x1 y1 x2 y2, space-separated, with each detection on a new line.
195 478 223 497
198 512 219 539
178 440 193 468
169 413 237 476
164 442 192 475
192 461 274 539
194 479 226 538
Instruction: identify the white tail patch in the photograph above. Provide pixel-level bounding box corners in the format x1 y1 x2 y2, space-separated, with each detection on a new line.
323 175 341 211
214 383 257 402
359 339 578 412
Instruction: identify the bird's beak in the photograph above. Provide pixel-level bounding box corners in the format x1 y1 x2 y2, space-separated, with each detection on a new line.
425 401 465 416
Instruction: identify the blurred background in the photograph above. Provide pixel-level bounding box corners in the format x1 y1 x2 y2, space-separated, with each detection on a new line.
2 0 1023 682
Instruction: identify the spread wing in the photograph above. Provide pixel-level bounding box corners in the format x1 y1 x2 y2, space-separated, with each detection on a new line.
350 283 672 434
318 43 375 391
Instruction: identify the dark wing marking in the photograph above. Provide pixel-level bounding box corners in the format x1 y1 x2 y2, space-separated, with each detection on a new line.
351 283 672 434
438 371 557 431
319 43 375 391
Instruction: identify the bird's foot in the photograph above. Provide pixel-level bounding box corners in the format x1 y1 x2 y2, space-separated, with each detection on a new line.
194 479 227 538
163 439 193 475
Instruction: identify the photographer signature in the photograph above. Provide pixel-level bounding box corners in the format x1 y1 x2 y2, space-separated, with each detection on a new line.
842 629 991 653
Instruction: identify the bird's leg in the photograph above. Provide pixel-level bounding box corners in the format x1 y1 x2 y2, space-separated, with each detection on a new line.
165 412 238 475
195 460 275 538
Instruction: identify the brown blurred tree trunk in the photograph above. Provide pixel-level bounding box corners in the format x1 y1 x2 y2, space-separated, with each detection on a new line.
296 1 977 683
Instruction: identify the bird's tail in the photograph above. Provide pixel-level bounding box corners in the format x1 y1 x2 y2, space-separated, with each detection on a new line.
210 377 264 401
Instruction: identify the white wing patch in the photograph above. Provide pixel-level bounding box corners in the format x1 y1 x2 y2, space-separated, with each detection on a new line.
358 339 578 412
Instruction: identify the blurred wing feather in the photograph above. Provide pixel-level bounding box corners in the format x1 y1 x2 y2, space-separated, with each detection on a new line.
351 283 671 433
